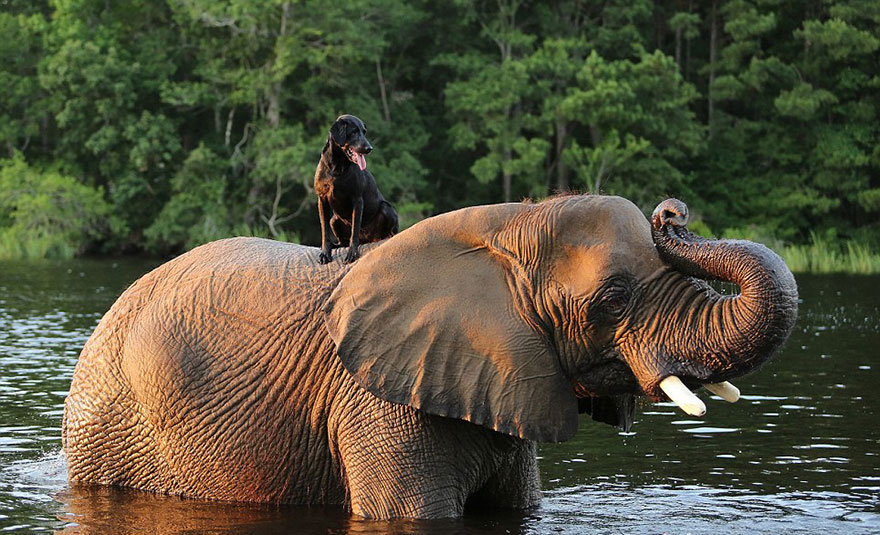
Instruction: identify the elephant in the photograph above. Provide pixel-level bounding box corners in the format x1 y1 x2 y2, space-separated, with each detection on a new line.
62 195 798 519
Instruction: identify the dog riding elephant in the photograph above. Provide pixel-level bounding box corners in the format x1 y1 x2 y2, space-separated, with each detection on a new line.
63 195 798 519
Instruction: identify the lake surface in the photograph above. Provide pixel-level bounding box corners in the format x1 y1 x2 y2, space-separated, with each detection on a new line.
0 258 877 534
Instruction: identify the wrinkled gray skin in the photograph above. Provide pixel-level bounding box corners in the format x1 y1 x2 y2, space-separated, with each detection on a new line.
63 195 798 519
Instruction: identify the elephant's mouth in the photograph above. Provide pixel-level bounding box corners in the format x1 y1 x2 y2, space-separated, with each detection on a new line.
580 356 743 419
568 361 736 432
571 359 640 397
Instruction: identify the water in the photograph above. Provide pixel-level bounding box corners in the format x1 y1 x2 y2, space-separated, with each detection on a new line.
0 260 877 534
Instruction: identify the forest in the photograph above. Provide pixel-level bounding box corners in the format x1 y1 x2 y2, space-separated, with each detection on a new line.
0 0 878 271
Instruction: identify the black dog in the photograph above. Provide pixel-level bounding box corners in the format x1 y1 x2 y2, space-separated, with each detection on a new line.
314 114 399 264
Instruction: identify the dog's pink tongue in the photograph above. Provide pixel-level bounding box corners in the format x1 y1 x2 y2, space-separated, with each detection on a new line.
356 153 366 171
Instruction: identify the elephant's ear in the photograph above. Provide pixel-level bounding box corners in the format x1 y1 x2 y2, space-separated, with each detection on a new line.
323 205 578 443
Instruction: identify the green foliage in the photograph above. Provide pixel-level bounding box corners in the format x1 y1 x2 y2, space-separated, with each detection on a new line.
144 145 230 252
0 152 109 258
0 12 45 155
0 0 877 272
691 0 880 252
796 19 880 61
774 82 838 118
684 218 713 239
668 12 700 40
561 48 702 204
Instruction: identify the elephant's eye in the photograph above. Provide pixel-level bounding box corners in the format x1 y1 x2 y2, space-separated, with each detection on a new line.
591 281 632 322
601 290 629 316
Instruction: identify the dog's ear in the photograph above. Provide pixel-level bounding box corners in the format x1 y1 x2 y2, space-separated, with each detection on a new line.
329 119 347 147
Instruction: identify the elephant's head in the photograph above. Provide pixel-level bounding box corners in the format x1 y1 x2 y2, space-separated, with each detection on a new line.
324 195 798 442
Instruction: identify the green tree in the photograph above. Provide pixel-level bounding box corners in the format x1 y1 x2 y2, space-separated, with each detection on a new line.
0 152 109 258
561 48 702 205
163 0 433 239
0 0 878 259
441 0 541 202
693 0 880 242
39 0 179 244
144 144 230 252
0 12 46 158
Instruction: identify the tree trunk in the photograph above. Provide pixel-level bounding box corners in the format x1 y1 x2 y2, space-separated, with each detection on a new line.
588 124 603 192
496 0 519 203
503 145 512 203
267 84 281 128
675 27 682 68
266 2 290 129
685 36 692 79
708 0 718 138
263 175 285 238
555 119 569 192
685 0 694 80
41 115 49 153
225 108 235 147
654 4 665 49
376 60 391 123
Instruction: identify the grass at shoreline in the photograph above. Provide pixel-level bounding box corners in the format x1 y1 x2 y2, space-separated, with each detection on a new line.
0 231 77 260
780 236 880 275
2 228 879 274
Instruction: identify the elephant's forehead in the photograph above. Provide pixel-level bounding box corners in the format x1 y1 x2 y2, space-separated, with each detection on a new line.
550 239 660 294
548 198 663 294
547 196 651 241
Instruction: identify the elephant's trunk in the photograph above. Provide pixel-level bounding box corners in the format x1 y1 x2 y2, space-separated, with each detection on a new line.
649 199 798 388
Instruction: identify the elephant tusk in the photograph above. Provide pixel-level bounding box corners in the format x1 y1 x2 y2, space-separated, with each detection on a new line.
659 376 706 417
703 381 740 403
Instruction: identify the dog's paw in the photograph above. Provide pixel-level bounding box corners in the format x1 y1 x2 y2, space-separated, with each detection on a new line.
344 247 360 263
319 251 333 264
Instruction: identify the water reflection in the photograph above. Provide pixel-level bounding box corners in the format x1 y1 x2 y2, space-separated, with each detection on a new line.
55 485 537 535
0 263 878 533
51 483 880 535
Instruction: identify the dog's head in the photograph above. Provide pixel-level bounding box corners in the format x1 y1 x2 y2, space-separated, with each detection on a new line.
330 115 372 171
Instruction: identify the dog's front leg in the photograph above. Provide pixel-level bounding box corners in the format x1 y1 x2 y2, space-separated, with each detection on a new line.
345 197 364 263
318 197 334 264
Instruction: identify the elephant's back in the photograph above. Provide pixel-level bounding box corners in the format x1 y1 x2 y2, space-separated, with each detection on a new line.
142 237 343 295
128 237 385 298
91 237 358 341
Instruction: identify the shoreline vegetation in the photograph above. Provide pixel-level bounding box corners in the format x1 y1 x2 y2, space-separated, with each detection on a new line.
1 227 878 275
780 236 880 275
